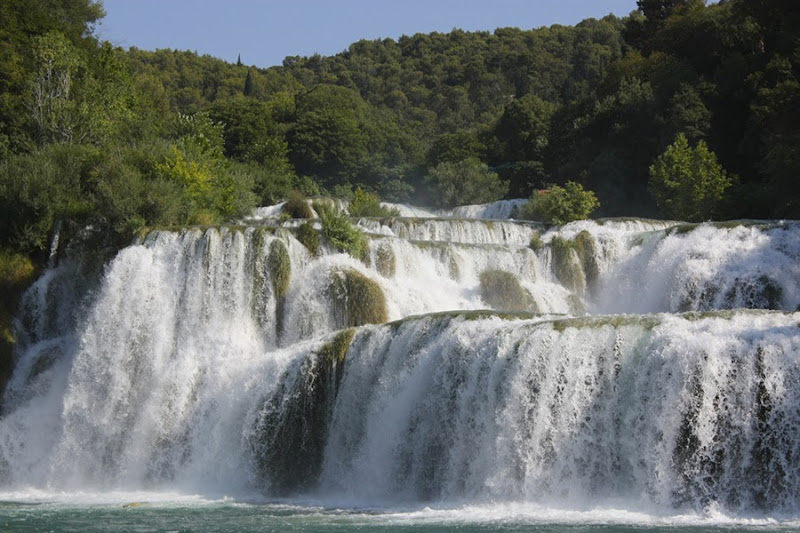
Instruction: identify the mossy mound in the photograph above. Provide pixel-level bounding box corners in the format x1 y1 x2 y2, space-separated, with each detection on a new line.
550 236 585 294
479 269 538 313
268 240 291 300
250 328 356 495
330 268 388 328
680 275 784 312
295 221 320 255
374 243 396 278
529 232 544 252
549 231 599 295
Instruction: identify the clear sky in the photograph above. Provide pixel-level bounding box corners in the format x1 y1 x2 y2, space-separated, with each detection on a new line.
98 0 639 69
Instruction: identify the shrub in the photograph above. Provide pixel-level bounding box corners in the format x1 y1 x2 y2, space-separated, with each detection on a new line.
319 205 368 260
348 188 400 217
523 181 600 225
282 190 314 219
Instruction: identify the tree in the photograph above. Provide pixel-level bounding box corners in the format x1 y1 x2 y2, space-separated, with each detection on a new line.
289 85 369 186
637 0 691 23
523 181 600 225
425 158 509 208
648 133 731 221
244 69 255 96
30 31 83 144
493 94 555 163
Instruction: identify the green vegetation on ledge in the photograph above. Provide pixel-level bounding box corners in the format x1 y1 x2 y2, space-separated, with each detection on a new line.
479 269 538 313
329 268 388 328
250 328 356 495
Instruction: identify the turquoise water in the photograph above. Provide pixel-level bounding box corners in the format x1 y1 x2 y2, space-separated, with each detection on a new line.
1 497 798 533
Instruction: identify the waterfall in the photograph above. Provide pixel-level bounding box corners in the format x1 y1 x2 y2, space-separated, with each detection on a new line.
2 205 800 516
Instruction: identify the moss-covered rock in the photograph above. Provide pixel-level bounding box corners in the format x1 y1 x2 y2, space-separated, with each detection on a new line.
267 239 291 336
295 221 319 255
479 269 538 313
682 274 784 312
250 328 356 495
268 240 291 300
572 230 600 288
550 236 585 294
529 232 544 252
330 268 388 328
374 243 396 278
0 250 37 405
548 231 600 296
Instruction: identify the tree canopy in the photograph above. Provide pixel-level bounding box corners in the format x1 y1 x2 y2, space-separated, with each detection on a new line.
0 0 798 265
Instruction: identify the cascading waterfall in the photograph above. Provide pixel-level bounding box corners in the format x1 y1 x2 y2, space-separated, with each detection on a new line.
1 202 800 518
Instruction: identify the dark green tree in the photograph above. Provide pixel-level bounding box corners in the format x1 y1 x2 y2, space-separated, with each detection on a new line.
289 85 370 186
425 158 509 208
649 133 731 221
244 69 255 96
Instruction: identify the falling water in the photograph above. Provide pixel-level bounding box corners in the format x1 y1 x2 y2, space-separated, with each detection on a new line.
1 202 800 524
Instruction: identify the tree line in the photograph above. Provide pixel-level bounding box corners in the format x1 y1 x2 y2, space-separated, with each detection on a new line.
1 0 799 263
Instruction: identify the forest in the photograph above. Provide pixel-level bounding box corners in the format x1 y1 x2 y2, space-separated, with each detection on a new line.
0 0 798 343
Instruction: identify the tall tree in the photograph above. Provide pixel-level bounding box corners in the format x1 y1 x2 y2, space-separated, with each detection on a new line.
649 133 731 221
637 0 691 23
244 69 255 96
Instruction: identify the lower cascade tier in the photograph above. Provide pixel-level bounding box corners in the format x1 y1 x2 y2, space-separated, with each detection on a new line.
2 310 799 514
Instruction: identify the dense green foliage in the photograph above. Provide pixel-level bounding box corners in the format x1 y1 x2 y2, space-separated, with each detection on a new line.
1 0 799 270
523 181 600 224
347 188 400 217
316 202 368 259
426 158 509 208
649 133 731 221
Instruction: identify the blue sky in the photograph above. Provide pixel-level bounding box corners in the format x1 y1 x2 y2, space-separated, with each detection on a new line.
98 1 639 69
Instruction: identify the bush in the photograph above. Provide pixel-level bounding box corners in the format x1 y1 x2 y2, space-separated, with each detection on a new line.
425 158 509 208
0 143 98 253
347 188 400 217
523 181 600 225
318 204 368 259
282 190 314 219
649 133 731 221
